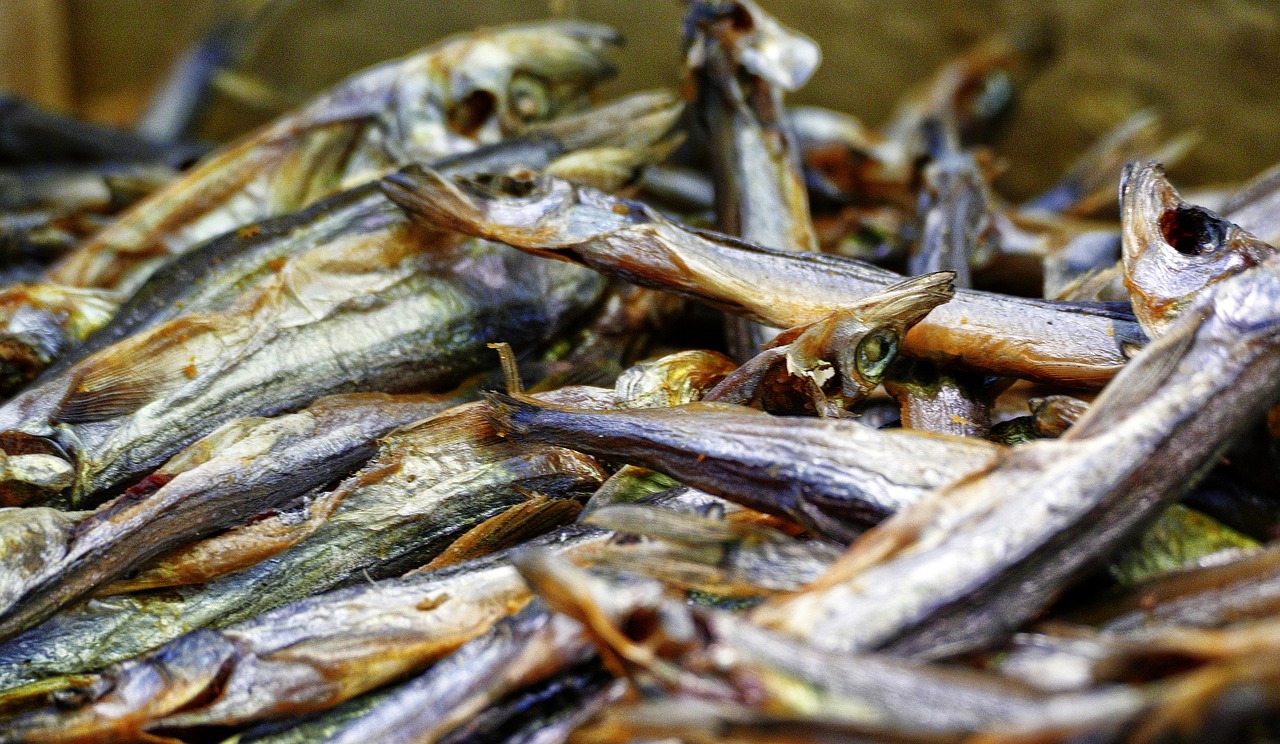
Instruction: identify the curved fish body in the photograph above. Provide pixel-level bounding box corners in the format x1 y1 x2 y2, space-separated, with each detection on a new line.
1121 162 1275 339
384 169 1146 387
754 251 1280 659
33 91 681 384
685 0 821 358
486 394 1001 542
0 391 462 642
0 388 613 701
0 199 605 508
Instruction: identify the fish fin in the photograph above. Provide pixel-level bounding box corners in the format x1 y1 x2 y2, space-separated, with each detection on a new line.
54 316 224 423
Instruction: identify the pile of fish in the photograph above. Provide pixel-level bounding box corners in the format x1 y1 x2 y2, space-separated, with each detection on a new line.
3 1 1280 741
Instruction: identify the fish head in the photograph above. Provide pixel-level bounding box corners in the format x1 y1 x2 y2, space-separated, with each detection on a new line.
383 166 653 253
829 272 956 396
1121 162 1277 338
685 0 821 91
615 350 738 408
396 21 620 158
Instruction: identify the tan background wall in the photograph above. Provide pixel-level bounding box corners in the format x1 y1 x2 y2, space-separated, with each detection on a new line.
3 0 1279 199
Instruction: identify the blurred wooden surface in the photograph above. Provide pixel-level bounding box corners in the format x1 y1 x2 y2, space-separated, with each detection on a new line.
0 0 74 110
6 0 1280 198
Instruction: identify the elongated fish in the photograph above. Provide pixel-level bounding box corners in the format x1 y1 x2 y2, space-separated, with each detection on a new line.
753 250 1280 659
685 0 821 359
0 390 463 641
383 168 1146 387
0 386 613 699
0 22 620 390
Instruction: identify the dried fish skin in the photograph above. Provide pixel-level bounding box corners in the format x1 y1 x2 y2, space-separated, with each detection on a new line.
486 394 1000 542
0 284 119 398
384 169 1145 387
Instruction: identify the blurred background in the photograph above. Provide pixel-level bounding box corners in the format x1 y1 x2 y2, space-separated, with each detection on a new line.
2 0 1279 198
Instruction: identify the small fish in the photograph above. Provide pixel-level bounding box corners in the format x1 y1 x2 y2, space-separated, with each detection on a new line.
0 386 613 698
29 91 682 385
884 360 993 439
485 393 1000 542
0 284 119 398
0 180 607 507
49 21 620 295
1120 162 1274 339
754 249 1280 659
0 390 462 641
383 168 1146 387
685 0 821 358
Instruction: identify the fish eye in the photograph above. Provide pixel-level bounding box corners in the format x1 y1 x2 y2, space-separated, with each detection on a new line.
507 74 552 124
446 89 497 138
855 330 898 380
1159 205 1226 256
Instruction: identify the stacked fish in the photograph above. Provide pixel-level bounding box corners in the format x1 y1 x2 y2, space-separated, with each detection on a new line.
1 2 1279 741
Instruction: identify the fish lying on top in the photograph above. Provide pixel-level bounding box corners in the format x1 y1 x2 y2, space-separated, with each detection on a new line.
753 247 1280 659
33 91 683 384
0 21 620 390
383 168 1146 387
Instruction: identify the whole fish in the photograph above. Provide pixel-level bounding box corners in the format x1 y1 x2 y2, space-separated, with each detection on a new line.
32 91 682 384
383 168 1146 387
754 249 1280 659
0 178 607 508
51 21 619 294
0 23 621 391
685 0 821 359
0 386 613 698
0 390 463 641
907 118 996 286
486 394 1001 542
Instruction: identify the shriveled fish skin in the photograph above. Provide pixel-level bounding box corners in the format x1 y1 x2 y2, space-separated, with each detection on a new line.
486 395 1001 542
685 0 821 359
0 388 613 697
0 390 462 642
754 250 1280 660
384 169 1145 388
0 215 605 508
0 284 118 396
33 91 683 384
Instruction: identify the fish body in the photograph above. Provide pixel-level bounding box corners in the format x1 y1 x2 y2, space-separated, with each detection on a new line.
385 169 1146 387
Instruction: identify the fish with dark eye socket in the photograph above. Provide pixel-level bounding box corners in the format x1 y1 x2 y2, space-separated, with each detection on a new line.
1121 161 1276 339
704 272 954 416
